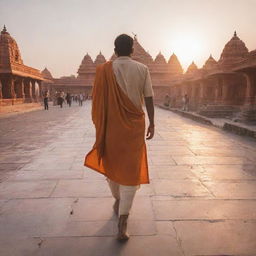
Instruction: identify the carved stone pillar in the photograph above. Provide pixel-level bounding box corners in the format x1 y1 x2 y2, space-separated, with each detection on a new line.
221 76 229 104
198 81 204 106
240 71 256 122
14 78 19 98
37 81 43 98
216 77 223 104
21 79 25 99
31 80 36 102
244 72 256 104
213 78 219 104
180 84 186 108
10 77 15 99
24 79 32 103
190 82 196 110
1 77 12 99
0 79 2 99
16 78 25 99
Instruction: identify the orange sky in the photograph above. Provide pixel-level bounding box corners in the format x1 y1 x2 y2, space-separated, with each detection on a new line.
0 0 255 77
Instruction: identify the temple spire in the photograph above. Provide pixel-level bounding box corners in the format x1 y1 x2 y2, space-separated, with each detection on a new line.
186 61 198 74
2 25 7 33
234 31 237 37
154 51 166 64
1 25 9 35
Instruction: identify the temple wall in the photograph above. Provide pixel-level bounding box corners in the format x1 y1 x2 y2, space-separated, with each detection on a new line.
166 68 255 120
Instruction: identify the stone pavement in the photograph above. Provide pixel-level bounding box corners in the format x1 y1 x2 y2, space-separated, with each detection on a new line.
0 101 256 256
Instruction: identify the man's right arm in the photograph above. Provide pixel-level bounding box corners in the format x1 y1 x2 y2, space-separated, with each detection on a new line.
144 96 154 140
142 66 155 140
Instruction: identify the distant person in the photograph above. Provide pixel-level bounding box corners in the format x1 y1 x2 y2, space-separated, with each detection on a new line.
59 91 65 108
84 34 154 241
43 90 49 110
53 91 58 106
164 94 170 107
79 94 83 106
183 94 189 111
66 93 72 107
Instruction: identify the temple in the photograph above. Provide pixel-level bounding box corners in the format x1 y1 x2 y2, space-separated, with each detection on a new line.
0 26 44 106
4 28 252 122
43 36 183 102
169 31 256 122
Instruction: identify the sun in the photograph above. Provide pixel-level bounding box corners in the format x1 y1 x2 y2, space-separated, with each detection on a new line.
170 33 205 69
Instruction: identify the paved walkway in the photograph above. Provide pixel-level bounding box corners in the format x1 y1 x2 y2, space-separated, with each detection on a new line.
0 101 256 256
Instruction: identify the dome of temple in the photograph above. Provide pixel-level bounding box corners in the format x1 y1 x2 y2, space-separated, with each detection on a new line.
110 53 117 61
0 25 23 66
77 53 95 77
82 53 94 65
41 68 53 80
94 51 106 65
154 52 167 64
168 53 183 74
203 55 218 70
186 61 198 74
132 36 153 64
219 31 249 65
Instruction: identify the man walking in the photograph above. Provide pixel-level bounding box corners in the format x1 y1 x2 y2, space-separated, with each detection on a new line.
85 34 154 241
79 94 83 106
59 91 65 108
66 92 72 107
43 90 49 110
183 94 189 111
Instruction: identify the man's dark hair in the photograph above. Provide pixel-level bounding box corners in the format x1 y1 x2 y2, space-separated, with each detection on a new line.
114 34 133 56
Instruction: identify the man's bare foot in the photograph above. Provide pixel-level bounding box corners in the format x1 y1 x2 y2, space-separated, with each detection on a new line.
117 214 130 241
113 199 119 216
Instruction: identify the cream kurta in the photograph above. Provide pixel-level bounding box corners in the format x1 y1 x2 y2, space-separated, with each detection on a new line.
112 56 154 109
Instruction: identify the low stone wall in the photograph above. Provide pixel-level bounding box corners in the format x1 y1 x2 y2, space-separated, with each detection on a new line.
223 122 256 139
0 98 25 106
157 104 256 139
172 109 213 125
0 99 14 106
158 104 213 125
0 102 42 118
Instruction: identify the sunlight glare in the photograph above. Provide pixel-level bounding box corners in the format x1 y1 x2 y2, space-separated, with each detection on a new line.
170 33 205 69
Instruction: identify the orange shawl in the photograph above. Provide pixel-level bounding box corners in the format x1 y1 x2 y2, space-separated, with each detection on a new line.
84 61 149 186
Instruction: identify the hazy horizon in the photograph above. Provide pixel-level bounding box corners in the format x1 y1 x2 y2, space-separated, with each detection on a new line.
0 0 255 78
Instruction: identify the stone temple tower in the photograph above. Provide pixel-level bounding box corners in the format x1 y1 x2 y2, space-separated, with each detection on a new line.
219 31 249 66
0 25 43 104
0 25 23 70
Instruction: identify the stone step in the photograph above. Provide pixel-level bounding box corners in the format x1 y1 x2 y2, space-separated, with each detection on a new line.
198 110 236 118
201 105 240 111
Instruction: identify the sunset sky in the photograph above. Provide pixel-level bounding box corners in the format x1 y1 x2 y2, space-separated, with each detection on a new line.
0 0 255 77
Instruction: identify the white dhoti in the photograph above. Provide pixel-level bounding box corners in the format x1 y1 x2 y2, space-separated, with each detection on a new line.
107 179 139 216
